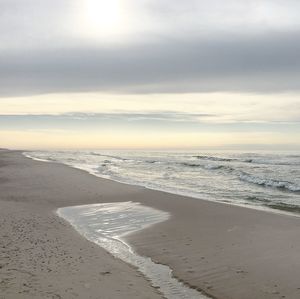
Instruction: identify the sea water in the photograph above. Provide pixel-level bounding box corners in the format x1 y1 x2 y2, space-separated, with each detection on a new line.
26 150 300 298
26 150 300 214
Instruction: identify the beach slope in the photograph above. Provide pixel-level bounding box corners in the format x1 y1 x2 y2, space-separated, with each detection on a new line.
1 150 300 299
0 150 163 299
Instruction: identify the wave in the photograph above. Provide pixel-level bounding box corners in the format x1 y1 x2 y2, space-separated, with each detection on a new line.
242 159 300 166
195 154 300 166
204 164 234 171
90 152 130 161
179 163 299 193
239 173 300 192
25 151 300 216
204 164 223 170
287 154 300 158
264 203 300 213
194 154 265 164
181 162 201 167
194 155 236 162
180 162 235 173
243 159 253 163
96 157 300 194
181 162 223 169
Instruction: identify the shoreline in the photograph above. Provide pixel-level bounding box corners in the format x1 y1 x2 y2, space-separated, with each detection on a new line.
0 150 164 299
24 151 300 219
1 150 300 298
56 202 208 299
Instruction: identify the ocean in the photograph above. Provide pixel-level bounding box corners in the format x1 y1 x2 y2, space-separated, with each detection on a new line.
25 150 300 215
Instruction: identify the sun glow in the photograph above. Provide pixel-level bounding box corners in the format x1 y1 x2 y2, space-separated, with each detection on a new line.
79 0 130 41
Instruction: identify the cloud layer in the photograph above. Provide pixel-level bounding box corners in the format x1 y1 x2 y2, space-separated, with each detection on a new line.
1 0 300 96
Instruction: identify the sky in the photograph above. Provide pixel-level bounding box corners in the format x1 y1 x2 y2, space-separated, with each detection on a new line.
0 0 299 149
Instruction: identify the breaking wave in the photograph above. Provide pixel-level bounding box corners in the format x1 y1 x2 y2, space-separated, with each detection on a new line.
24 150 300 214
239 173 300 192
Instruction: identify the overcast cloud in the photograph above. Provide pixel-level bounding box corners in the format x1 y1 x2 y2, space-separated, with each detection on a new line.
1 0 300 96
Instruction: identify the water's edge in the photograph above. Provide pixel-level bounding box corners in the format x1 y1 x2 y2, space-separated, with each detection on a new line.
24 152 300 218
56 202 210 299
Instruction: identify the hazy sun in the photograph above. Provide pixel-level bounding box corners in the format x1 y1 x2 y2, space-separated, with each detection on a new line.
79 0 129 41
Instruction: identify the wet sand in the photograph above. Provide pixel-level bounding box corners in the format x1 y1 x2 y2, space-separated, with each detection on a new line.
1 150 300 298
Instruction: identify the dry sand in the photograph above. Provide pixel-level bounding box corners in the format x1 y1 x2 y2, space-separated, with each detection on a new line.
1 150 300 299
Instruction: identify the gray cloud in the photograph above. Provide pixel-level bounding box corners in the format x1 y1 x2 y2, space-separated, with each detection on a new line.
1 0 300 96
1 32 300 96
0 111 214 123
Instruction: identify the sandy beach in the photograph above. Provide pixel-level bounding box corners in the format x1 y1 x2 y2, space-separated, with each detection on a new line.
1 150 300 299
0 150 163 299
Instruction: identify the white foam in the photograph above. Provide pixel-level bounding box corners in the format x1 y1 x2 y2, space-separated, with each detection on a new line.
239 173 300 192
57 202 209 299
